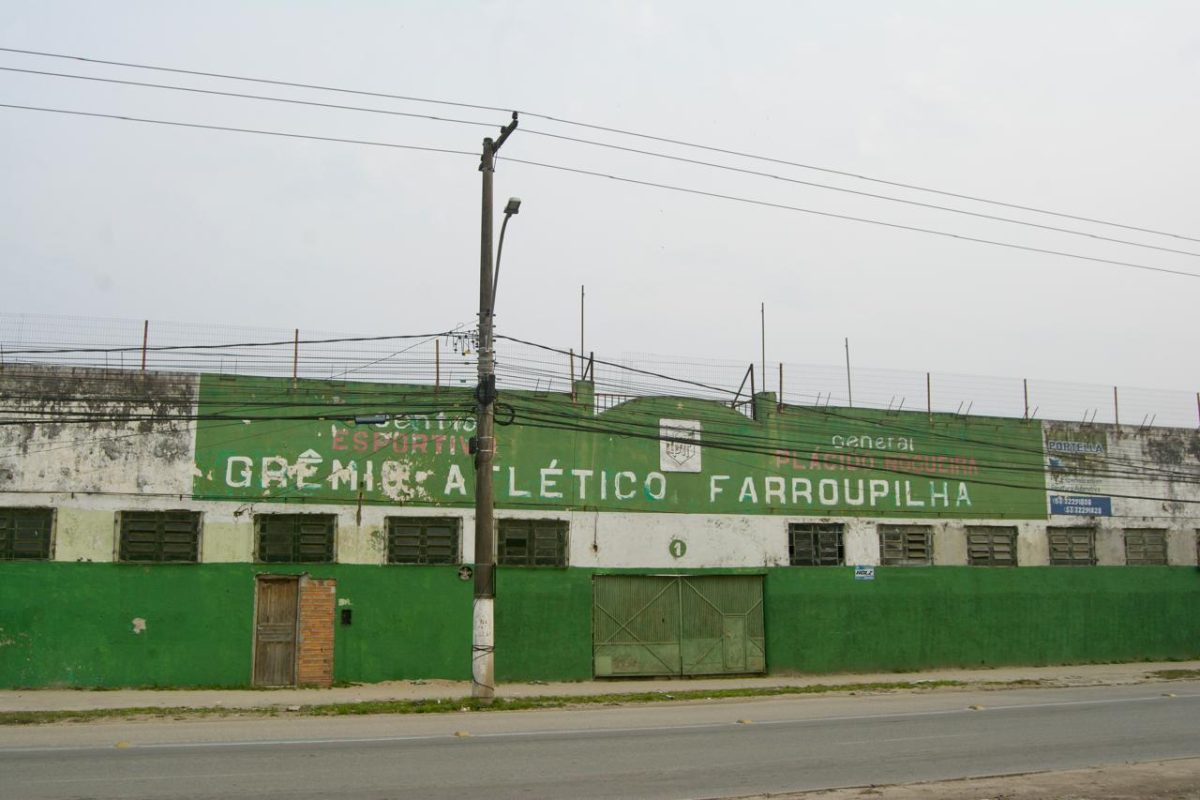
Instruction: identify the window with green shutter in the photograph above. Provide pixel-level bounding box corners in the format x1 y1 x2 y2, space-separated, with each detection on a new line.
1048 527 1096 565
0 507 53 560
967 526 1018 566
788 523 844 566
119 511 200 563
1124 529 1167 565
256 514 335 563
879 525 932 565
387 517 460 564
498 519 568 567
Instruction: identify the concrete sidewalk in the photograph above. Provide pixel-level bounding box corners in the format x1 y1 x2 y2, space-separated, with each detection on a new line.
2 660 1196 713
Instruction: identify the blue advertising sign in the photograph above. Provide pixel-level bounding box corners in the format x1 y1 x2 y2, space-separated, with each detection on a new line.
1049 495 1113 517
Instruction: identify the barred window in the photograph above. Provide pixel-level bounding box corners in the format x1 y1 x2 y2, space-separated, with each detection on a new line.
788 523 844 566
1048 527 1096 566
879 525 932 566
256 514 335 563
387 517 460 564
967 526 1018 566
498 519 568 567
119 511 200 563
0 507 53 561
1124 529 1168 566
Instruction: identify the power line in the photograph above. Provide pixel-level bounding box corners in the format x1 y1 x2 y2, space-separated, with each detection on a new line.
518 129 1200 260
518 117 1200 246
501 157 1200 280
2 357 1194 502
490 336 1193 475
6 64 1197 259
0 45 515 114
4 101 1197 281
502 408 1200 504
3 44 1196 244
0 103 475 158
0 65 497 131
1 354 1184 485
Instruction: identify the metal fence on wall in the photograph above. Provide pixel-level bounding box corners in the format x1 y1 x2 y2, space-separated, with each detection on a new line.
1 313 1196 429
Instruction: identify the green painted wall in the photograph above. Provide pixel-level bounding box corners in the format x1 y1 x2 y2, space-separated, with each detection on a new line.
490 566 1200 680
0 563 471 689
764 566 1200 672
0 563 254 688
330 565 471 683
495 568 594 682
192 375 1047 519
3 564 1197 688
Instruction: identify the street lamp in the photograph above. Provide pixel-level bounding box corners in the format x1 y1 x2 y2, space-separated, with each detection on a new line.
491 197 521 308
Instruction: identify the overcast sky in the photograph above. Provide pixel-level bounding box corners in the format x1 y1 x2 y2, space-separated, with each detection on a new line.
1 1 1197 398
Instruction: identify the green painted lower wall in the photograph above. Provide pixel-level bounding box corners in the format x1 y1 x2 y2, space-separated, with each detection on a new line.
495 568 594 682
2 564 1198 688
0 563 255 688
766 566 1200 673
0 563 471 689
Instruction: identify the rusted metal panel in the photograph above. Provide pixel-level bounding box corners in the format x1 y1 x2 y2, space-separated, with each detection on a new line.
253 575 299 687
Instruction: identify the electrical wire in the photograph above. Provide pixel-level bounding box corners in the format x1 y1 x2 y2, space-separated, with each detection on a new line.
0 65 498 131
0 103 476 158
5 64 1197 259
3 101 1196 280
500 156 1200 280
3 44 1197 244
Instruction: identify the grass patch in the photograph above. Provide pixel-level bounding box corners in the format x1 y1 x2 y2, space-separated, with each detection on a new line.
300 680 967 717
0 680 971 726
0 706 238 726
1149 669 1200 680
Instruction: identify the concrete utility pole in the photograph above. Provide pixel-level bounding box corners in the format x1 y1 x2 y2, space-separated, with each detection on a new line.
472 113 518 702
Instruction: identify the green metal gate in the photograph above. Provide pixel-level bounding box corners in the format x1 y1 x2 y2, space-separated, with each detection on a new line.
592 574 765 677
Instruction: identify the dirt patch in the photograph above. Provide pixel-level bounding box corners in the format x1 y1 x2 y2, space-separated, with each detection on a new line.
751 758 1200 800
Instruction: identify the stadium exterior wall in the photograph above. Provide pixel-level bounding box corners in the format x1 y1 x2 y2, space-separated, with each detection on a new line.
0 366 1197 688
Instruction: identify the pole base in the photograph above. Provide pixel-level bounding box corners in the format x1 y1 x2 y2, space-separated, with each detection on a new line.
471 597 495 702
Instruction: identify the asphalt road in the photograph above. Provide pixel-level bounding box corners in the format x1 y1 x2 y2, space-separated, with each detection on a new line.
3 682 1199 800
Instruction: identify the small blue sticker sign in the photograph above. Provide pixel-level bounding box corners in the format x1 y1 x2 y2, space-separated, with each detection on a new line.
854 565 875 581
1049 495 1112 517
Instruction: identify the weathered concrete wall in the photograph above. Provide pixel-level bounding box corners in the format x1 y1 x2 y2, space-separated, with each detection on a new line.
1045 421 1200 523
0 365 196 497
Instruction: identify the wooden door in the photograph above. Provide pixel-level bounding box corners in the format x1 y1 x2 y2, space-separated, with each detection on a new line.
253 575 299 686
